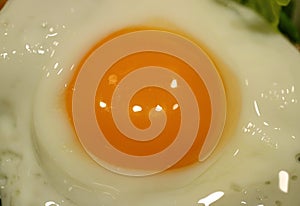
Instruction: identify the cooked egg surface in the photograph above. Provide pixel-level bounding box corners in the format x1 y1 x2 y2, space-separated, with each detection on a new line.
0 0 300 206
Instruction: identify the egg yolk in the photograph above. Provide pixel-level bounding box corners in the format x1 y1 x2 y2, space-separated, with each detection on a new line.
66 27 226 175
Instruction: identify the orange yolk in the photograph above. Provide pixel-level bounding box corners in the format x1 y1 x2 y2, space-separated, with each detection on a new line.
66 27 213 170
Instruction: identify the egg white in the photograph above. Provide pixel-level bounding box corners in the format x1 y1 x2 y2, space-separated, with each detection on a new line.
0 0 300 206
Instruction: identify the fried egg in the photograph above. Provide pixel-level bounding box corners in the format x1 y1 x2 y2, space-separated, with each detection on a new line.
0 0 300 206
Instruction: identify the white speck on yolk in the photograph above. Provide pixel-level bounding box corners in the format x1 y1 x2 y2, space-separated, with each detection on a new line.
99 101 107 108
132 105 142 112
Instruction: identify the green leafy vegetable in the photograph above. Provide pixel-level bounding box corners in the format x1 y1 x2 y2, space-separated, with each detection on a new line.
279 0 300 43
232 0 290 27
279 10 300 42
232 0 300 43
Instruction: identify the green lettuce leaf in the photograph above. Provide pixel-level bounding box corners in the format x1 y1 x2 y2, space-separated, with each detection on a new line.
232 0 290 27
232 0 300 43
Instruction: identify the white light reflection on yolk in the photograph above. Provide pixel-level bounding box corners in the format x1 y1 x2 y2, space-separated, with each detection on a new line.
99 101 107 108
197 191 224 206
155 105 163 112
132 105 143 112
173 103 179 110
278 170 289 193
170 79 178 88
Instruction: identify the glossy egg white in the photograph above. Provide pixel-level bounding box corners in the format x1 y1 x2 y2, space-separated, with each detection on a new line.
0 0 300 206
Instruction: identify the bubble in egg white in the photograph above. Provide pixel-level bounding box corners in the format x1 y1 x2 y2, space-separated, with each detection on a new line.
0 0 300 206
